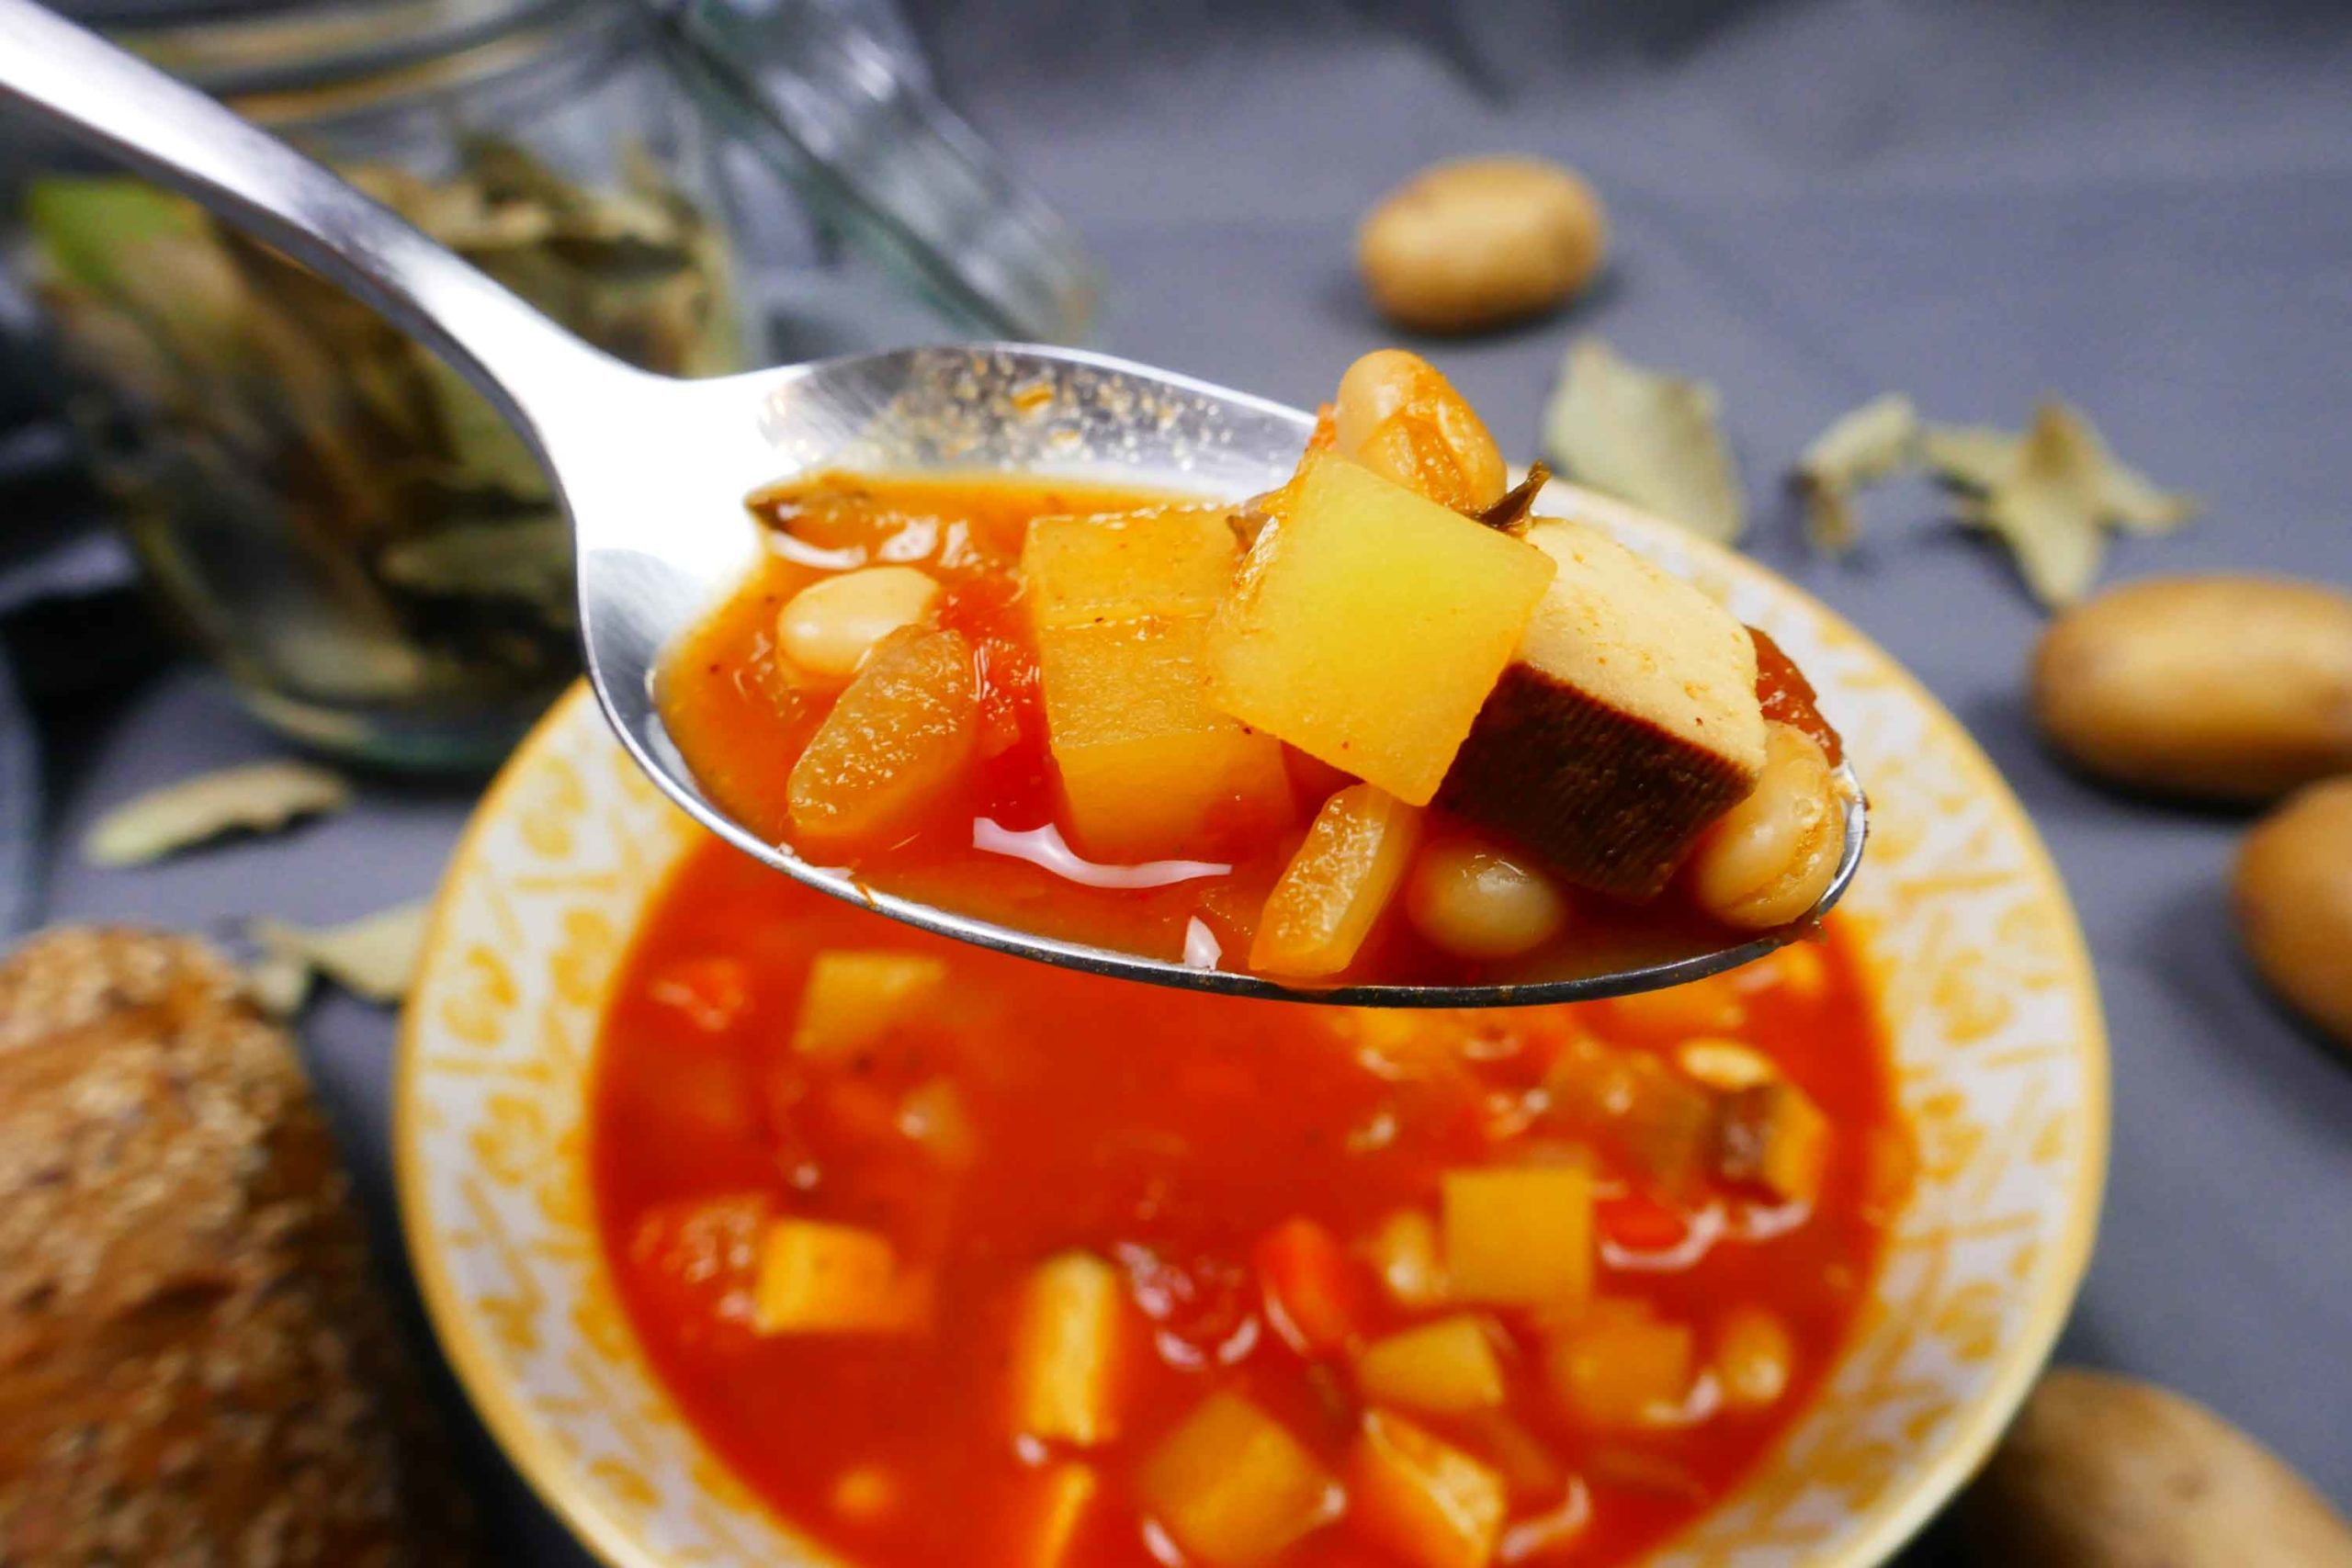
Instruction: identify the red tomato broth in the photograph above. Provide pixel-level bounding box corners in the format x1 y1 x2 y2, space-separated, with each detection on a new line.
659 474 1844 989
591 837 1908 1568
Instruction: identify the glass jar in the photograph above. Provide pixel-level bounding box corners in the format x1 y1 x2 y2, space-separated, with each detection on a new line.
6 0 752 766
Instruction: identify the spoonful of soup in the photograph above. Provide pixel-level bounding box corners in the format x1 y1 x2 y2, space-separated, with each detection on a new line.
0 1 1862 1004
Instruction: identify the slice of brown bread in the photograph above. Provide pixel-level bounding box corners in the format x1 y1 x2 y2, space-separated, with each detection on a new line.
0 928 481 1566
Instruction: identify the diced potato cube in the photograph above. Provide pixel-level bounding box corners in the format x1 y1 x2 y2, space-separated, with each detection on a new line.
753 1219 923 1334
1009 1252 1126 1447
1251 784 1423 977
897 1077 978 1169
1715 1079 1831 1204
1022 1463 1100 1568
1442 1167 1592 1308
1024 504 1241 627
1364 1210 1448 1310
1256 1217 1365 1357
791 950 947 1059
1354 1315 1507 1416
1035 615 1293 860
1206 455 1556 806
1136 1393 1341 1567
787 626 978 852
1349 1410 1508 1568
1545 1308 1693 1428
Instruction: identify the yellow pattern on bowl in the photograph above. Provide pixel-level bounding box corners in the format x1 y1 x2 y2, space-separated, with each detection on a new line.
395 484 2109 1568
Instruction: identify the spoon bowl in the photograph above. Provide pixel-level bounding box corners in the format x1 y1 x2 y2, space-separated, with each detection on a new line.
0 1 1863 1003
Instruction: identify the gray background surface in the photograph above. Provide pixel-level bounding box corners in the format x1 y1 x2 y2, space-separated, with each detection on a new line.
15 0 2352 1558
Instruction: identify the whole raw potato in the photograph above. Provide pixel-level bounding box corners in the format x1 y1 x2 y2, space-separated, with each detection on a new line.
1357 156 1606 333
2234 777 2352 1049
2030 576 2352 803
1955 1368 2352 1566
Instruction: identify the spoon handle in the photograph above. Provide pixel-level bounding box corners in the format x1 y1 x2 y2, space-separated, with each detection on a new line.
0 0 617 437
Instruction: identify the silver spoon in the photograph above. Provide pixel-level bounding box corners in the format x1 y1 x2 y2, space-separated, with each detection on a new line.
0 0 1862 1006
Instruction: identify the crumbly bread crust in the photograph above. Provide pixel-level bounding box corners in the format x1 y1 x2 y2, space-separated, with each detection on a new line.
0 928 481 1566
1440 521 1767 898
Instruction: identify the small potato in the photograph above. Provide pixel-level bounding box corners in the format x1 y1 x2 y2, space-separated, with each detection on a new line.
1357 156 1606 334
1954 1367 2352 1566
2031 576 2352 803
2234 777 2352 1050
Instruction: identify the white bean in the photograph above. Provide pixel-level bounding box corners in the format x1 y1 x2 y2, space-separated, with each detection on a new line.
1405 837 1569 958
1332 349 1509 513
776 566 941 682
1688 725 1842 930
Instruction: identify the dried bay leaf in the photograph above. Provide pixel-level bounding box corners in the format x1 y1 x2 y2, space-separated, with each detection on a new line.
1925 402 2196 536
1794 393 1919 554
1963 405 2112 606
245 949 314 1018
1542 339 1746 545
252 899 432 1005
83 761 353 867
1941 402 2198 606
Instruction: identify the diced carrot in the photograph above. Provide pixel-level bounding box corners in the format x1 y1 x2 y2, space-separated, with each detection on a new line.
1009 1251 1126 1447
1257 1218 1366 1357
1597 1193 1689 1253
1136 1393 1342 1567
1349 1409 1507 1568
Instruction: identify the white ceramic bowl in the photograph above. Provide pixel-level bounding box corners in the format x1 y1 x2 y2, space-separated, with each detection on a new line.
397 483 2108 1568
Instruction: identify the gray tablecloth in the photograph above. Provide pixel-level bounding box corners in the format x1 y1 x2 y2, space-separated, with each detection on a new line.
20 0 2352 1558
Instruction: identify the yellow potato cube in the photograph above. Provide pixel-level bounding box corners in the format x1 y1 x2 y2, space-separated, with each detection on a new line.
1034 615 1292 861
1354 1315 1507 1416
1441 1166 1593 1308
1009 1251 1126 1447
1136 1393 1341 1567
791 950 948 1059
1022 1463 1100 1568
1348 1410 1508 1568
1250 784 1423 977
1544 1308 1693 1428
1024 504 1241 627
786 626 978 852
752 1219 923 1334
1205 455 1555 805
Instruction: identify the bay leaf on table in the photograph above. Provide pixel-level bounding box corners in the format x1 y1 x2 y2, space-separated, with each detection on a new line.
1793 392 1920 554
1542 338 1746 545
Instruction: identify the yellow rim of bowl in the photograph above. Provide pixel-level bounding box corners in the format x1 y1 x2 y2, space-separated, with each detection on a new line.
395 518 2110 1568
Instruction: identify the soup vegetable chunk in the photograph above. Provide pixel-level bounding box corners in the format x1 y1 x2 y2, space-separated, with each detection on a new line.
594 842 1910 1568
659 350 1853 987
